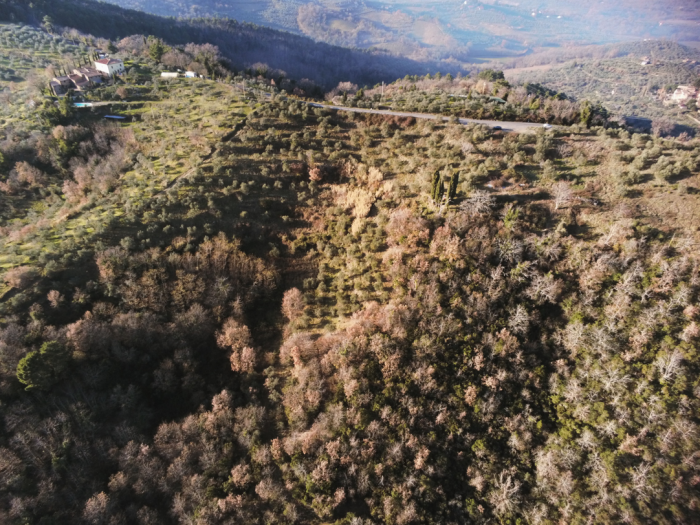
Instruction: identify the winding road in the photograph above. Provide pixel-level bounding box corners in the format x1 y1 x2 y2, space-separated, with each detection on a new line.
76 91 544 134
307 103 544 133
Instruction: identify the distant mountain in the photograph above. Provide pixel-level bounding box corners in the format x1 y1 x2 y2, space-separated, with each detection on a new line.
0 0 459 89
74 0 700 61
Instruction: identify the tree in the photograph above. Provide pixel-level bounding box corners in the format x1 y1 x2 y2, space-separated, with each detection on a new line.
652 118 675 138
448 171 460 202
3 266 38 289
147 37 169 62
489 471 521 517
508 305 530 335
282 288 304 323
431 169 442 203
217 318 255 372
58 95 75 120
16 341 71 391
580 101 593 128
42 16 54 35
552 181 573 210
460 190 495 215
47 290 64 308
309 166 323 182
107 40 118 54
478 69 505 82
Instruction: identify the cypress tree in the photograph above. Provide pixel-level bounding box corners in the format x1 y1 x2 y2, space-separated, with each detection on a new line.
431 170 441 203
436 178 444 203
448 171 460 201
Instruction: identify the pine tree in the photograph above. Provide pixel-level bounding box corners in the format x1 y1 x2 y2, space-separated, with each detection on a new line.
17 341 71 391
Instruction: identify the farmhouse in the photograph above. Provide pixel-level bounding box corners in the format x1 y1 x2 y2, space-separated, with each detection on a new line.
74 67 103 85
49 76 72 96
49 67 106 96
94 57 125 76
67 74 90 91
670 85 698 104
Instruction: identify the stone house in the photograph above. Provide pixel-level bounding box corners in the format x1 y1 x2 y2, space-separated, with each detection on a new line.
94 58 125 77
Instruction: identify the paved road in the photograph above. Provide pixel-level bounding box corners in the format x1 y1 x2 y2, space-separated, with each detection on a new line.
77 89 543 133
307 103 545 133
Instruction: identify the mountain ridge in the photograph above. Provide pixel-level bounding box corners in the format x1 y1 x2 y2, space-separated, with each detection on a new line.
0 0 460 89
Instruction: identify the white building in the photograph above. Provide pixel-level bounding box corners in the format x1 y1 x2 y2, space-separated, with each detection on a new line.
94 58 125 77
161 72 179 78
670 85 699 104
185 71 197 78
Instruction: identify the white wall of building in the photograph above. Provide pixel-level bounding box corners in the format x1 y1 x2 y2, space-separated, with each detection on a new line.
95 60 125 77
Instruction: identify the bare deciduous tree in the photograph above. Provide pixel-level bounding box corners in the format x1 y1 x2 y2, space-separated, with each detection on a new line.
552 181 573 210
282 288 304 323
655 349 684 382
460 190 495 215
508 305 530 335
47 290 64 308
489 471 521 517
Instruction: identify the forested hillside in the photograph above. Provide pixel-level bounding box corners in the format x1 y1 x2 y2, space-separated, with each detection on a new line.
77 0 700 62
2 17 700 525
0 0 456 89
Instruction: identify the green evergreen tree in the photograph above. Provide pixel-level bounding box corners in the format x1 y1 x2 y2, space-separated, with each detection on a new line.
58 94 75 119
148 36 168 61
431 170 441 202
448 171 460 201
17 341 71 391
580 100 593 128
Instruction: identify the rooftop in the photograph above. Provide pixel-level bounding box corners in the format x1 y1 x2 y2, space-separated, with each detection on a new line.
68 74 89 85
75 67 102 75
95 58 123 65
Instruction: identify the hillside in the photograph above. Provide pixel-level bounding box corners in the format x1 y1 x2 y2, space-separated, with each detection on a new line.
498 40 700 129
87 0 700 62
2 21 700 524
0 0 457 90
331 72 587 127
